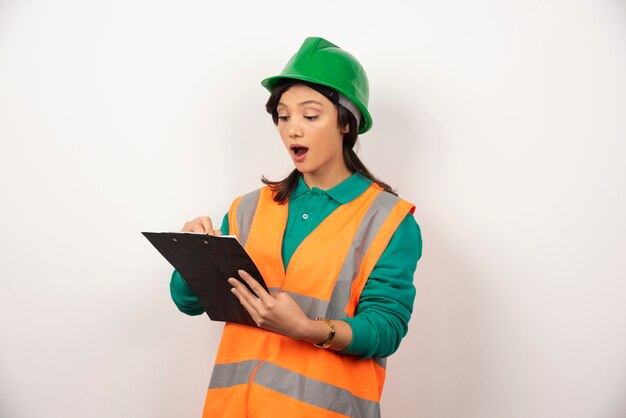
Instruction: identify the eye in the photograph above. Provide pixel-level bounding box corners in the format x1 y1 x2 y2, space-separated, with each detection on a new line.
277 115 289 122
304 115 319 121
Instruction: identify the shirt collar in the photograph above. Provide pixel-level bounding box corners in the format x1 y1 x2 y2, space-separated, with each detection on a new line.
292 173 372 204
291 175 311 200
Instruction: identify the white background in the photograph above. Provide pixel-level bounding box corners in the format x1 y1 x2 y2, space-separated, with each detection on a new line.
1 0 625 417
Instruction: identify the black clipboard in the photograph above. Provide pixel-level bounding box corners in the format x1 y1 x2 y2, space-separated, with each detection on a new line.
142 232 267 327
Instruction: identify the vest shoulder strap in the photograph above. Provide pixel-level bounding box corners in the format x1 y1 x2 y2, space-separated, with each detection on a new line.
227 187 265 246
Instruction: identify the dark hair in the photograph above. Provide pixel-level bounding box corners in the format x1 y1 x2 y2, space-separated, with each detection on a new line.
262 79 396 204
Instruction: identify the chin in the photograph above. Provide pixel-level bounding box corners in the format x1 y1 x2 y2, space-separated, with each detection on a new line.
294 165 317 174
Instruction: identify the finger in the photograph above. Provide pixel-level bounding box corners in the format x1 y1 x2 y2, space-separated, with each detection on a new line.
181 217 213 233
213 229 222 236
181 221 195 232
229 278 265 327
237 270 272 304
230 287 260 325
228 277 261 307
198 217 214 235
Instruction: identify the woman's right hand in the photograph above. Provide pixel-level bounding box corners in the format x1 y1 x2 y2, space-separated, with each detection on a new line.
181 216 221 235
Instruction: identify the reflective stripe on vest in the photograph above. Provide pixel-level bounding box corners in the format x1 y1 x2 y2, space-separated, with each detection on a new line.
210 360 380 417
235 188 261 248
254 362 380 417
205 184 415 418
209 359 262 388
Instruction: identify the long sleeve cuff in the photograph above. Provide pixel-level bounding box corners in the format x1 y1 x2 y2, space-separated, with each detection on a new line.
169 270 205 316
341 316 377 357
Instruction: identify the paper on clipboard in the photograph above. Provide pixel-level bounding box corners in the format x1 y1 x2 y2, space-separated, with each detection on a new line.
142 231 268 327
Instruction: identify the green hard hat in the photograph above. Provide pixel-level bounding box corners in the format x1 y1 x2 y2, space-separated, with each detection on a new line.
261 37 373 134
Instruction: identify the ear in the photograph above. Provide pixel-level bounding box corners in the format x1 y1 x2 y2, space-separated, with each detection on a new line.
341 123 350 134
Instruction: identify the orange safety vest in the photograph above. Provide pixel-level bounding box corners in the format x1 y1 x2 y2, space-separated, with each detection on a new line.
202 183 415 418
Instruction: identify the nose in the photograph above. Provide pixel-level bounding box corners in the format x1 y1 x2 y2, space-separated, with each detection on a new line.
288 122 303 139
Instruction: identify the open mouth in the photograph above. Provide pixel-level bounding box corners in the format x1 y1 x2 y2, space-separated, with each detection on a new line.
290 145 309 157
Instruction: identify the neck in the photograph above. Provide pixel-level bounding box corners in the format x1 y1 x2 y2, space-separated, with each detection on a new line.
302 166 353 190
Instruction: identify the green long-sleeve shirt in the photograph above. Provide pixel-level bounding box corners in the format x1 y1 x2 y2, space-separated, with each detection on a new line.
170 173 422 358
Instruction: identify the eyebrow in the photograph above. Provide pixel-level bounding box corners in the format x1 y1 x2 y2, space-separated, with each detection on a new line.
277 100 324 108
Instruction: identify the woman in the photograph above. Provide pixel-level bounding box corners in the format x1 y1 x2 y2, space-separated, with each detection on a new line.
170 37 422 418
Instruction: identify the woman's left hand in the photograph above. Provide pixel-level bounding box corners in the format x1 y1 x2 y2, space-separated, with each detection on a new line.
228 270 310 339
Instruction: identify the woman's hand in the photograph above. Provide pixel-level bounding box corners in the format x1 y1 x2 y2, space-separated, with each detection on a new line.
229 270 353 350
228 270 309 339
181 216 221 235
